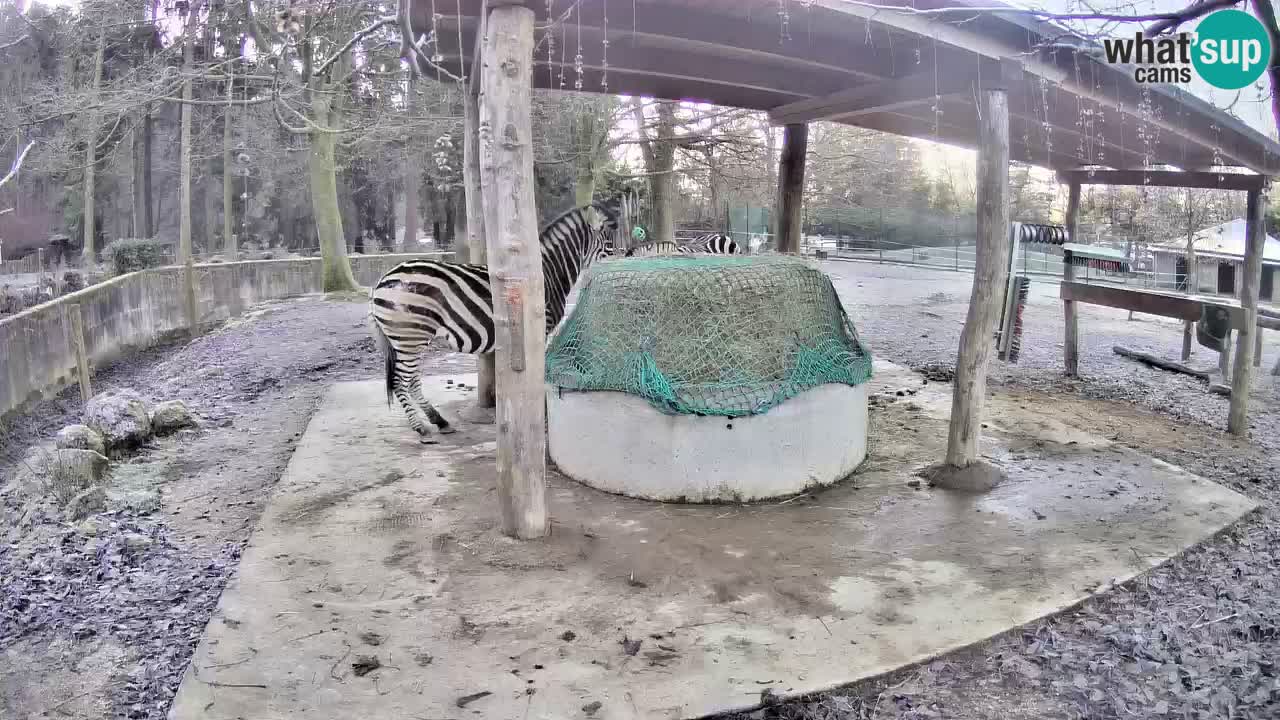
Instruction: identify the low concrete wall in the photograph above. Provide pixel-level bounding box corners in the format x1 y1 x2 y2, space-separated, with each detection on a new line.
1 253 446 420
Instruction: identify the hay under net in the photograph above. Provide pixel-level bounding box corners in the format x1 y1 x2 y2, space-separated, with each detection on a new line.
545 255 873 417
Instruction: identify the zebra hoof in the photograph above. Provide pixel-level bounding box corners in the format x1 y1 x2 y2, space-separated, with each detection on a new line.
437 424 457 435
419 435 440 445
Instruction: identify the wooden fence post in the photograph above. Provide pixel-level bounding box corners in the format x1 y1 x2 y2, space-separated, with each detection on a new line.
464 9 496 411
479 1 547 539
1063 182 1081 377
67 303 93 403
1227 186 1266 435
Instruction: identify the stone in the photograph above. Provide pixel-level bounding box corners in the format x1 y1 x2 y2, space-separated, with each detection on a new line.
106 487 161 515
123 532 154 550
56 424 107 456
86 390 152 450
151 400 197 435
65 485 107 520
77 518 105 536
46 449 110 504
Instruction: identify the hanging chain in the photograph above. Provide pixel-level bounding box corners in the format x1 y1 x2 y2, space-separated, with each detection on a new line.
778 0 791 44
546 0 556 89
574 2 584 90
601 0 609 92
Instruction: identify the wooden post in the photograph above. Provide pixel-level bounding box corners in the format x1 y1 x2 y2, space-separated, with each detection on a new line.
1255 326 1263 367
1063 182 1081 377
67 303 92 403
478 2 548 539
1219 330 1232 381
36 247 45 293
1227 186 1266 435
775 122 808 254
1181 321 1193 361
940 60 1015 483
463 18 496 411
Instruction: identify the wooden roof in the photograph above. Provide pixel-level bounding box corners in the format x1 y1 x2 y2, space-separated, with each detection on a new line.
402 0 1280 176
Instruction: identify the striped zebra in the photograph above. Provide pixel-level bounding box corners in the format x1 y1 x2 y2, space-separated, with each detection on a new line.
624 233 740 257
687 233 740 254
370 191 634 440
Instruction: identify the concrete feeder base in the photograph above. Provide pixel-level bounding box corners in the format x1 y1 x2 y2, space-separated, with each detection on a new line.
546 382 869 502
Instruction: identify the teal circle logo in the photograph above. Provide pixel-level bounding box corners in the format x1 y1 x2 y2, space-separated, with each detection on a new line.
1192 10 1271 90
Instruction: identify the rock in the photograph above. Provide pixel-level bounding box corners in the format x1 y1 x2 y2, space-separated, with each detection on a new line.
45 449 110 504
65 485 107 520
259 251 275 260
77 518 105 536
106 487 161 515
151 400 196 435
56 424 107 456
123 532 154 550
86 390 152 450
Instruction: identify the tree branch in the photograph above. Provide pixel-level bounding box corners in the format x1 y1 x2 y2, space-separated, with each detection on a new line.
0 142 34 190
315 15 396 78
1147 0 1243 35
1251 0 1280 133
0 34 31 53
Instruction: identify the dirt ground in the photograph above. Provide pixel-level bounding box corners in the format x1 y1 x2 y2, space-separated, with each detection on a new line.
1 261 1278 719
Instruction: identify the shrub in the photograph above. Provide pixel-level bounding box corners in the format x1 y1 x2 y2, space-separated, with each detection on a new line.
104 238 166 275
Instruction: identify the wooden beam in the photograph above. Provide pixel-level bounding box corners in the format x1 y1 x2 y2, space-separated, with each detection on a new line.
768 62 973 125
1056 170 1270 192
1228 187 1266 435
775 123 808 254
463 54 495 411
944 83 1010 471
478 3 547 539
1059 281 1247 327
1063 185 1081 377
66 303 92 404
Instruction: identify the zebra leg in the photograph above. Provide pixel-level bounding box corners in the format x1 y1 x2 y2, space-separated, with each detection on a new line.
389 354 440 441
406 372 456 434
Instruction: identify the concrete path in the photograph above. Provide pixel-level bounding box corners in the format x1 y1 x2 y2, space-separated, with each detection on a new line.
169 362 1255 720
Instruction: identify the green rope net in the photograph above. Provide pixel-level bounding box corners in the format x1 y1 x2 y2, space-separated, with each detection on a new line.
545 255 873 418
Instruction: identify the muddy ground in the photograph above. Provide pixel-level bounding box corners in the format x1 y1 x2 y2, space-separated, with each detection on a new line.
1 261 1278 719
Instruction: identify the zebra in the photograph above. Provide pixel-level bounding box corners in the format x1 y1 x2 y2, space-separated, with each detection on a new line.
688 233 740 254
624 233 740 257
369 190 634 441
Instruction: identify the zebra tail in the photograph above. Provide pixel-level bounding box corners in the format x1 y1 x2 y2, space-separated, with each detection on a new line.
372 319 396 409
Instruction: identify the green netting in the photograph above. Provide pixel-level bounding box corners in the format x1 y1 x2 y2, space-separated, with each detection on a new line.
545 255 873 417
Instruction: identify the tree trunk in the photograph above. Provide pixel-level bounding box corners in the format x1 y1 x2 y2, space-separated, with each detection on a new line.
82 29 106 265
940 84 1011 485
1228 188 1266 435
309 126 358 291
223 84 237 254
479 4 547 539
776 123 808 254
179 1 200 333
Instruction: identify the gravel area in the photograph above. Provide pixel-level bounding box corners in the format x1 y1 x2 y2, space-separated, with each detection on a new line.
728 260 1280 720
0 295 463 720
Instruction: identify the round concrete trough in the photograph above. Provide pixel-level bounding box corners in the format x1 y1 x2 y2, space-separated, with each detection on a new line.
546 383 869 503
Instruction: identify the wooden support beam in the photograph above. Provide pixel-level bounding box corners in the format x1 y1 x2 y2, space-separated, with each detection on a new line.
1059 281 1246 327
478 3 547 539
1056 170 1270 192
1228 187 1266 435
944 82 1010 474
1063 185 1081 378
464 62 496 411
767 63 972 125
775 123 808 254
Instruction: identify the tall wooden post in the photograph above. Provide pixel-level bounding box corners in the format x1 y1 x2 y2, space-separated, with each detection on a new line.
1227 186 1267 435
775 123 808 254
464 15 496 411
478 2 548 539
1063 181 1081 376
933 59 1017 490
